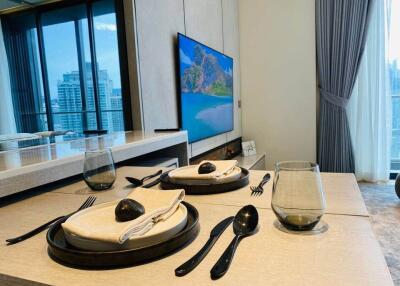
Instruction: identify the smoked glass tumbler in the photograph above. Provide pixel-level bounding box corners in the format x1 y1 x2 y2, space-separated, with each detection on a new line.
83 149 116 191
271 161 326 231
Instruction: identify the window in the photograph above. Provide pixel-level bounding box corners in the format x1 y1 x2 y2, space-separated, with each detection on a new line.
390 1 400 174
390 62 400 172
1 0 131 133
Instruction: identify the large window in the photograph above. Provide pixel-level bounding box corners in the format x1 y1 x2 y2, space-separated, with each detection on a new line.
390 1 400 172
1 0 131 133
390 63 400 171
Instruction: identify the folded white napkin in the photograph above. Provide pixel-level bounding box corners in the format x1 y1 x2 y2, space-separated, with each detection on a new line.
62 188 185 244
169 160 238 180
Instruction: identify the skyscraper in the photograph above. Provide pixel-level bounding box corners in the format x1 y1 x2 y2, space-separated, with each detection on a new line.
110 88 124 131
57 70 85 132
56 63 124 132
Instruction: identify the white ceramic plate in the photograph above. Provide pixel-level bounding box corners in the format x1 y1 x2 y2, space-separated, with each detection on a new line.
169 166 242 185
64 204 188 252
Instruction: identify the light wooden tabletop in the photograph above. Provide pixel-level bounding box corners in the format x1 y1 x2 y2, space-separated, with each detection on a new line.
0 167 392 285
51 166 369 216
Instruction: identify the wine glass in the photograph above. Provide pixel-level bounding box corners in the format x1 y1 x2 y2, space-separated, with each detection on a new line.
83 149 116 191
271 161 326 232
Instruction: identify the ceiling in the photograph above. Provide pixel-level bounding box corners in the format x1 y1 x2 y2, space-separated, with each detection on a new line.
0 0 60 14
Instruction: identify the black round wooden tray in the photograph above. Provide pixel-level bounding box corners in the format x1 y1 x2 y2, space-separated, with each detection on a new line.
46 202 199 269
160 167 249 195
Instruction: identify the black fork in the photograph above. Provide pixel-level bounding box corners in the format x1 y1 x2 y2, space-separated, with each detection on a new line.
250 173 271 196
6 196 96 245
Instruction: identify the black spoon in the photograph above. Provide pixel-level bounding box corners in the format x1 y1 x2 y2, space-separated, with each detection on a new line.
210 205 259 280
125 170 162 187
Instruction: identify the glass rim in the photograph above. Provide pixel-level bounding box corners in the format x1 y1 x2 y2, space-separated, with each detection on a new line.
275 161 319 171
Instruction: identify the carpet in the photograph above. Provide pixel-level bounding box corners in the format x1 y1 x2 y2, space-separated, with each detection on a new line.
359 182 400 285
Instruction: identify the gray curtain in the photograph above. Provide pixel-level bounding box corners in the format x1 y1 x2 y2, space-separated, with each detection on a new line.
316 0 374 173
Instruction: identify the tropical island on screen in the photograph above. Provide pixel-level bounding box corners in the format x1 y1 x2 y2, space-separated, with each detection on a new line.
178 34 234 143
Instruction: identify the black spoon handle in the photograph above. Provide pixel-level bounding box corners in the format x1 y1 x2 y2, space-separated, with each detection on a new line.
141 170 162 182
143 170 173 188
175 236 217 276
258 173 271 187
210 235 241 280
142 177 161 188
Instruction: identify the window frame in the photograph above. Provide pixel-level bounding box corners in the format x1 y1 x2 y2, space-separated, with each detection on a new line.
1 0 133 132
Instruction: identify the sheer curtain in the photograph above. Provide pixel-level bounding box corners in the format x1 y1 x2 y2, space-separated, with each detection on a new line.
347 0 392 182
0 19 16 134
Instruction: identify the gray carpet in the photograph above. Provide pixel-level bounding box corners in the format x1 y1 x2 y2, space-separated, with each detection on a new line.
359 182 400 285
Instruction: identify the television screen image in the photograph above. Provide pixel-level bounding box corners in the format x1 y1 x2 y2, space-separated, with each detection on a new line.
178 33 234 143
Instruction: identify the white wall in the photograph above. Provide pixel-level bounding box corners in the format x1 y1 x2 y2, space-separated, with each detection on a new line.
239 0 316 169
132 0 242 158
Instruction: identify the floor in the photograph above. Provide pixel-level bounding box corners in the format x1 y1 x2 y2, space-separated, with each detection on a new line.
359 182 400 285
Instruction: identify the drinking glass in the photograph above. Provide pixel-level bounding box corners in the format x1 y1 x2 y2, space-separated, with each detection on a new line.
83 149 116 191
271 161 326 232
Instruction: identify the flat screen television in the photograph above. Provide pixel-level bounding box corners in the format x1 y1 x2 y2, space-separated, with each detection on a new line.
178 33 234 143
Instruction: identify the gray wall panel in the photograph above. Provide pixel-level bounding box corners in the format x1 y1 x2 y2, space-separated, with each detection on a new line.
184 0 223 51
135 0 185 131
222 0 242 142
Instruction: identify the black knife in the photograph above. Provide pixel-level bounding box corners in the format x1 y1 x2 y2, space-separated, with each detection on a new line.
175 216 235 276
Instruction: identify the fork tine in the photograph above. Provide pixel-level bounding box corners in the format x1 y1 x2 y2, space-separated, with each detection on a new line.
77 197 91 211
81 197 95 210
89 196 96 207
85 196 96 208
78 196 96 211
84 197 94 208
83 196 95 209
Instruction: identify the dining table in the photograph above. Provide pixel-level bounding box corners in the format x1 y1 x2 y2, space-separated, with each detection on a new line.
0 166 394 286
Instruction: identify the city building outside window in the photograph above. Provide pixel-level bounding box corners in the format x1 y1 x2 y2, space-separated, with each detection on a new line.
1 0 131 134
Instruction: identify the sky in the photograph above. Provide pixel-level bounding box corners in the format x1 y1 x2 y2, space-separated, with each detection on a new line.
42 13 121 100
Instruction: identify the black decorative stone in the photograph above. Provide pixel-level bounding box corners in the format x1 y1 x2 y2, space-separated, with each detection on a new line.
198 162 216 174
115 199 145 222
